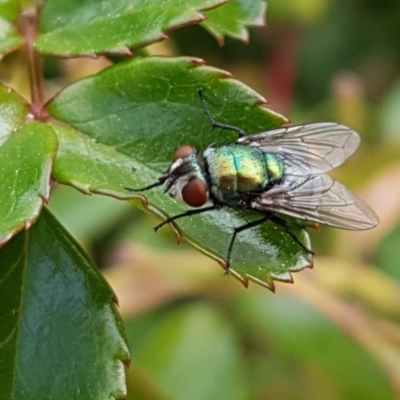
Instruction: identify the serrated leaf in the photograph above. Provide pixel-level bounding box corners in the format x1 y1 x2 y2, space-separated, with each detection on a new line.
51 122 141 196
51 121 311 289
47 56 311 288
0 16 23 58
48 57 286 162
0 208 130 399
36 0 227 56
202 0 266 43
0 122 57 244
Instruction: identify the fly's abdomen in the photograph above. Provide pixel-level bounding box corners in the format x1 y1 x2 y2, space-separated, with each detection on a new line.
264 152 284 184
204 145 284 201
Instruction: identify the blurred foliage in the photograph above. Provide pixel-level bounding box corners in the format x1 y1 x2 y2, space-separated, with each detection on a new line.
296 0 400 106
2 0 400 398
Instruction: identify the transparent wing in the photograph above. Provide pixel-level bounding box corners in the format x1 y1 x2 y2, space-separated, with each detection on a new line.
237 123 360 175
251 174 379 230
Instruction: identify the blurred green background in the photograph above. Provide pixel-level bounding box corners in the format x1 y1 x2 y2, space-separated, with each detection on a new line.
7 0 400 398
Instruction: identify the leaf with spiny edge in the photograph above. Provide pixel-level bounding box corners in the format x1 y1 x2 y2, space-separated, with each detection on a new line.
202 0 267 44
35 0 228 56
47 56 312 290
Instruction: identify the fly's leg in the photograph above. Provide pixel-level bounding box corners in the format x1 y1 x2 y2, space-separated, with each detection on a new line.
154 205 217 231
124 172 169 192
226 215 272 275
198 89 246 138
270 215 315 255
125 181 163 192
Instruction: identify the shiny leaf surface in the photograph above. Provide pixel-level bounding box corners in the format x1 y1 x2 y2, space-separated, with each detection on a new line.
0 208 130 399
48 56 311 289
0 84 28 146
0 122 57 244
0 15 22 55
36 0 226 56
48 57 286 162
202 0 266 43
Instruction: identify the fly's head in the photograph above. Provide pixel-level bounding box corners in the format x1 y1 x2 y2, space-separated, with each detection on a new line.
164 146 209 208
127 145 209 208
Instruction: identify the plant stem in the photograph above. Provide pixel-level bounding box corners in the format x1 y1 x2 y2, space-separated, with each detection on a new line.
18 7 47 120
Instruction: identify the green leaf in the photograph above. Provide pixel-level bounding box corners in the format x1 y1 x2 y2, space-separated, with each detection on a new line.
36 0 227 56
50 122 140 196
0 83 29 145
125 302 248 400
0 17 23 59
0 0 19 21
47 56 311 289
0 208 130 399
202 0 267 43
0 122 57 244
48 57 286 163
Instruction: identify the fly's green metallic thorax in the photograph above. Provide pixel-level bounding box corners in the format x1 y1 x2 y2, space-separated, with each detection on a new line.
186 153 206 181
203 145 284 202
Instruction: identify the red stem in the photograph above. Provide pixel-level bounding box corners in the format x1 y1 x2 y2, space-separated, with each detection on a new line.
18 7 47 121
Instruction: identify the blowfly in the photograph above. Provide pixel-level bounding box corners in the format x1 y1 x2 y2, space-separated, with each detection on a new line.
126 90 379 273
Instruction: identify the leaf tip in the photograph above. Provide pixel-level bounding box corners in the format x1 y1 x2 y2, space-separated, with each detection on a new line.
217 35 225 47
247 274 276 292
80 52 99 59
70 181 92 195
265 279 276 293
24 220 32 230
168 11 206 32
139 196 149 207
311 222 321 231
190 57 206 67
241 278 250 289
106 47 133 57
41 192 50 204
113 292 120 306
256 97 270 106
230 269 250 288
217 69 233 78
271 271 294 284
192 11 207 23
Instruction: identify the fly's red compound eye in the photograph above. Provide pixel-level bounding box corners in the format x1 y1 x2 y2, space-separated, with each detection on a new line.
173 145 194 161
182 178 208 207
